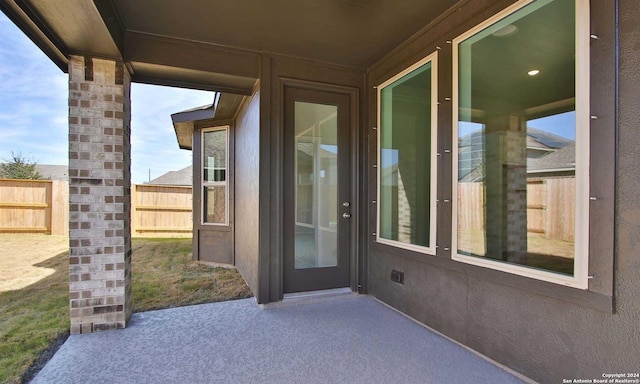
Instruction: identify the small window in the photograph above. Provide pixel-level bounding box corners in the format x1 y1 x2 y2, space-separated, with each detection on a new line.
202 127 228 225
376 53 438 254
452 0 589 288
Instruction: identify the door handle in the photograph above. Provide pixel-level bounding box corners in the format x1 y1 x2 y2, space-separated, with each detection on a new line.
342 212 351 219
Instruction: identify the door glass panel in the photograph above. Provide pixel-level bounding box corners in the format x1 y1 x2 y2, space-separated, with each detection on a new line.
294 101 338 269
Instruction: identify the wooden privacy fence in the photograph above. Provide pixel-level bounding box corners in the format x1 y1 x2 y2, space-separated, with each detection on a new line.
0 178 69 235
457 177 575 242
0 180 193 237
131 184 193 237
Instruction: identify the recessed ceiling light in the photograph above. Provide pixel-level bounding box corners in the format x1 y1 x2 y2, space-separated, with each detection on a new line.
492 24 519 37
528 69 541 76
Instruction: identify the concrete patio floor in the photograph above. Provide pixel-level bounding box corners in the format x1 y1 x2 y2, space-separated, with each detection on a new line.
32 293 529 384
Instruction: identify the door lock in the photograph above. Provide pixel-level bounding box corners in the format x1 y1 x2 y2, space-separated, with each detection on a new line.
342 212 351 219
342 202 350 207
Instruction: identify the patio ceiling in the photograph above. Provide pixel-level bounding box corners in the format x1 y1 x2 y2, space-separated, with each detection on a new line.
1 0 460 94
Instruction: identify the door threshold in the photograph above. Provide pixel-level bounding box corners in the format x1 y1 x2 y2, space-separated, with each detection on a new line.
283 287 353 300
261 288 354 309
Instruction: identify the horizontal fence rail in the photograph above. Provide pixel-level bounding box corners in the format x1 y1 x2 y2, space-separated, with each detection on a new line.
0 180 193 237
0 178 68 235
457 177 575 242
131 184 193 237
3 178 572 240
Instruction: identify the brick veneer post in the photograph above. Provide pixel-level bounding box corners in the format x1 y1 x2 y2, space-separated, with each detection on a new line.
68 55 132 334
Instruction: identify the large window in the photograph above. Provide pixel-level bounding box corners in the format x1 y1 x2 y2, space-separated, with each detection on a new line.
202 127 228 225
452 0 589 288
377 53 438 254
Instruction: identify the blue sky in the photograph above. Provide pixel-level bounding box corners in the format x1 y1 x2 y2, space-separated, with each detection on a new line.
458 111 576 140
0 12 213 183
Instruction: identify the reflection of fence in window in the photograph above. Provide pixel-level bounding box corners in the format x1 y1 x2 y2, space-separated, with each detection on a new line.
457 177 575 257
204 185 226 224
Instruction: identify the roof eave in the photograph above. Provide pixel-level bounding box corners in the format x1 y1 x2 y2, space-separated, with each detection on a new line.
172 93 246 150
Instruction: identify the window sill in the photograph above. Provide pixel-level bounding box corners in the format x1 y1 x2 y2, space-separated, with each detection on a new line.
197 224 232 232
371 241 614 313
452 252 587 290
376 238 436 256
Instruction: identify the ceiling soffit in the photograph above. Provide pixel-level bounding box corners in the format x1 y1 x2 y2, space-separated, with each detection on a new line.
111 0 458 69
2 0 461 91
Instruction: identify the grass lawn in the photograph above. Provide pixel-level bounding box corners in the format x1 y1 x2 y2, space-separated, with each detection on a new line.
0 237 252 384
131 238 252 312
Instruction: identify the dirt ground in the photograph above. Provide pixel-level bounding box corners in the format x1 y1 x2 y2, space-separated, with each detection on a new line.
0 234 69 292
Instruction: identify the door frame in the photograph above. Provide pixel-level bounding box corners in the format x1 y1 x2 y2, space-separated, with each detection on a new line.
279 78 361 296
283 87 350 292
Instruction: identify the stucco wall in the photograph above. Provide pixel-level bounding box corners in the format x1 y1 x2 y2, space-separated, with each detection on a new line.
234 88 261 298
614 0 640 369
367 0 640 382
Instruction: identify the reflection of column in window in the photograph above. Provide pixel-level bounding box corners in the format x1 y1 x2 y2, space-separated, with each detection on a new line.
206 186 215 222
296 142 313 226
484 115 527 262
210 185 223 223
204 184 226 224
207 157 215 182
396 115 417 244
396 169 411 243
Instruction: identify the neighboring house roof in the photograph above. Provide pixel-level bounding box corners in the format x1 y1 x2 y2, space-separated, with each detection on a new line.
527 142 576 173
203 130 227 169
526 128 573 149
0 164 68 180
459 128 571 151
458 128 575 182
459 166 485 183
148 166 193 186
34 164 69 180
526 135 554 151
296 143 338 160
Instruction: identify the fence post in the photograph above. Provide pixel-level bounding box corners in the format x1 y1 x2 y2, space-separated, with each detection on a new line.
50 180 69 236
131 184 138 237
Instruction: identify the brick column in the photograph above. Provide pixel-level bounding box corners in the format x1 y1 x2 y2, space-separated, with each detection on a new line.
68 55 132 334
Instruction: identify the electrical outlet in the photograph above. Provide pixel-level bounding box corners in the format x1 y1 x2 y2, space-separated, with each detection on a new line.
391 270 404 284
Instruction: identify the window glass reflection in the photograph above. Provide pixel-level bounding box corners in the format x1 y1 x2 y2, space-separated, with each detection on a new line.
456 0 576 276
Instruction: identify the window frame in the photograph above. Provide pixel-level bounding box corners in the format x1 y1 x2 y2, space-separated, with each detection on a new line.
450 0 591 289
201 125 230 226
375 51 439 255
